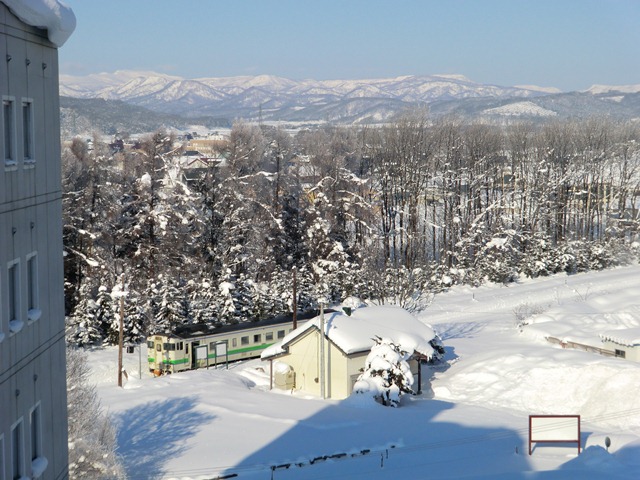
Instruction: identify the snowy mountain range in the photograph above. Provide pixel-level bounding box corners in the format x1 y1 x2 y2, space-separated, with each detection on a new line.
59 71 640 134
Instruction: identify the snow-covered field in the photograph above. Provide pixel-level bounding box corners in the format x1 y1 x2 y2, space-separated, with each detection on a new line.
89 265 640 479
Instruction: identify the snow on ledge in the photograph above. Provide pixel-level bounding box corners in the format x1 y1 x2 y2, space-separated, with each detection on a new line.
2 0 76 47
600 327 640 347
31 456 48 478
9 319 24 334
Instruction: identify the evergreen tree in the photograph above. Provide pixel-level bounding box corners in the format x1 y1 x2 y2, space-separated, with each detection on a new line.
155 276 190 332
95 285 116 343
353 337 414 407
66 281 102 347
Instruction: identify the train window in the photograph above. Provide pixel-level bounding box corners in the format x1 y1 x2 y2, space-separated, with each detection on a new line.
147 340 154 348
232 338 237 347
253 334 261 344
163 343 176 351
156 344 161 352
277 330 285 339
241 336 249 346
209 342 215 350
265 332 273 341
177 342 183 350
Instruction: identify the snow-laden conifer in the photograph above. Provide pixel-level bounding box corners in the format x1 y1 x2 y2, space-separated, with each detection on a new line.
353 336 415 407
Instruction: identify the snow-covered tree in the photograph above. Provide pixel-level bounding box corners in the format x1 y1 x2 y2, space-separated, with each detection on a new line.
66 280 102 346
189 278 218 325
153 275 190 332
353 336 415 407
60 119 640 342
95 285 116 342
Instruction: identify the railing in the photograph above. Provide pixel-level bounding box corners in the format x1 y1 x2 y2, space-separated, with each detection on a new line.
546 336 616 357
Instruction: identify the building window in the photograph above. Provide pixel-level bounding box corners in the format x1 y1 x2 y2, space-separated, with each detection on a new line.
22 101 34 163
615 349 626 358
29 404 49 479
30 404 42 460
27 253 40 322
29 402 49 478
8 261 23 334
11 419 24 480
3 98 15 165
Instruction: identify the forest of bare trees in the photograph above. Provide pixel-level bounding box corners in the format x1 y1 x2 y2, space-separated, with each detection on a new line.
63 114 640 346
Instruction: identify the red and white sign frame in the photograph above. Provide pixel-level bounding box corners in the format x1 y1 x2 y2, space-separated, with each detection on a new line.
529 415 581 455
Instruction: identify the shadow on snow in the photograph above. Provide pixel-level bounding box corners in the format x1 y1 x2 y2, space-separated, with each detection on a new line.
115 396 215 479
222 361 531 480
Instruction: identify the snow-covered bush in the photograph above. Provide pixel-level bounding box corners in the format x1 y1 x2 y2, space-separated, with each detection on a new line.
513 302 548 328
67 348 124 479
475 233 520 284
353 337 414 407
364 265 435 312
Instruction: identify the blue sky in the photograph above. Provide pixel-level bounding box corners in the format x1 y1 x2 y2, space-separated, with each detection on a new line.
59 0 640 91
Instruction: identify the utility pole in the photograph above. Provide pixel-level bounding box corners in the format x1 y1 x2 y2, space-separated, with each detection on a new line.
112 272 125 387
319 301 325 399
117 275 125 387
292 266 298 329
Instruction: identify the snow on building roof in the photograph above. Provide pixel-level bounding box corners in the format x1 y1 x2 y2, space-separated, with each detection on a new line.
600 327 640 347
2 0 76 47
262 305 438 360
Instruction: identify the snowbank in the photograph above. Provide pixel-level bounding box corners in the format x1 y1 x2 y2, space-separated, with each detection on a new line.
2 0 76 47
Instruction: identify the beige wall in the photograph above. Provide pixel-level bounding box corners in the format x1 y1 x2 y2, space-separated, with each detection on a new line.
188 138 227 156
273 330 424 400
602 340 640 362
0 4 68 479
274 328 383 400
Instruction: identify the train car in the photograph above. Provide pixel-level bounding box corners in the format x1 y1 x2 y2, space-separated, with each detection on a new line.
147 311 322 374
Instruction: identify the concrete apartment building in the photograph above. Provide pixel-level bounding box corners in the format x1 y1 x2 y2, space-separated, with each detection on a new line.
1 2 74 479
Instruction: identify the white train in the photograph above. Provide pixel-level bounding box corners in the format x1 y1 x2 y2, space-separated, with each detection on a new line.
147 312 319 374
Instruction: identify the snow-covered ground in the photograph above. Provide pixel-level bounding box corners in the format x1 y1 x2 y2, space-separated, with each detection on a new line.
89 265 640 479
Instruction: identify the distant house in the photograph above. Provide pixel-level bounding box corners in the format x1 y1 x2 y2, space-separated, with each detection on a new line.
600 328 640 361
177 150 225 184
187 137 228 157
261 305 443 400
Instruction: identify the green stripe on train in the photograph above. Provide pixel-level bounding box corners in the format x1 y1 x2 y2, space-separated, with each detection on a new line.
208 343 275 358
165 358 191 365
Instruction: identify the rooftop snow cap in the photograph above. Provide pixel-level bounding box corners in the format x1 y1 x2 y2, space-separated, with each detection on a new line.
3 0 76 47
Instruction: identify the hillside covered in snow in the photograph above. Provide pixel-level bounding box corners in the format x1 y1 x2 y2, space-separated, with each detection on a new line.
89 265 640 479
59 71 640 134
